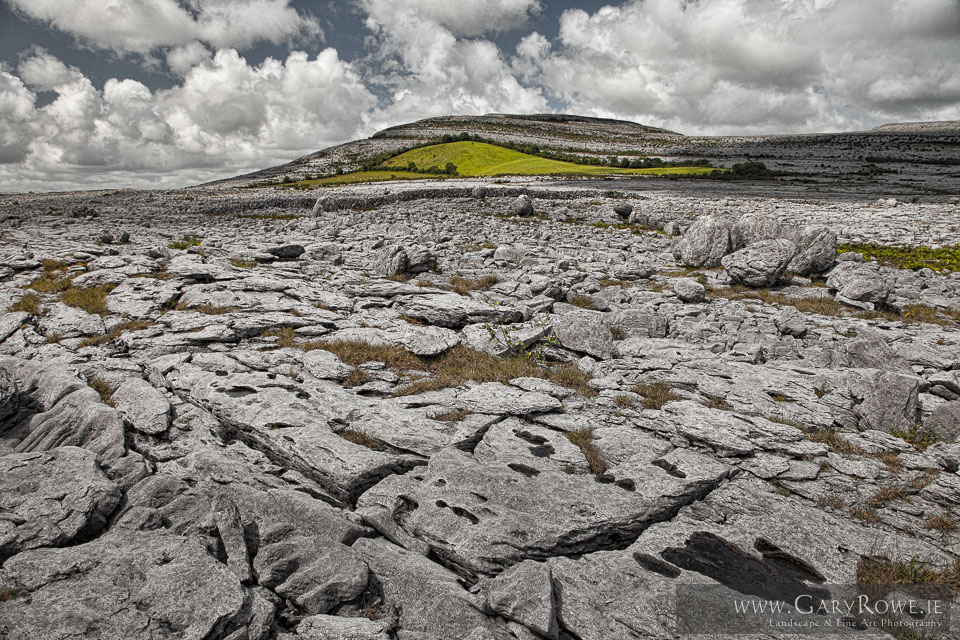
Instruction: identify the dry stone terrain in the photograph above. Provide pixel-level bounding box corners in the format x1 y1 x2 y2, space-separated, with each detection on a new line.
2 174 960 639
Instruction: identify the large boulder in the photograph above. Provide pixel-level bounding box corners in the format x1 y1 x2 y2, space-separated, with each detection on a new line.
721 239 797 287
788 225 837 275
730 213 785 251
672 216 732 267
551 311 617 359
374 244 435 276
826 262 893 310
512 195 534 217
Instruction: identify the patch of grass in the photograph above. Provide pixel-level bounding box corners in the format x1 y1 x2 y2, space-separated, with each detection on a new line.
29 273 75 294
183 304 241 315
448 275 500 295
850 506 881 523
857 556 960 595
381 141 715 178
230 258 257 269
61 284 117 316
10 292 41 315
910 470 939 490
433 408 472 422
79 320 155 347
613 395 635 408
891 424 937 451
295 170 434 187
878 450 902 472
565 428 607 476
337 428 388 451
926 513 958 535
900 304 958 327
262 326 298 348
840 242 960 273
344 368 373 388
867 486 909 509
817 495 846 510
609 326 628 341
703 395 733 411
387 273 412 282
167 237 202 250
547 363 597 398
88 378 115 405
309 340 423 370
631 382 681 409
240 213 300 220
567 295 598 310
801 428 864 455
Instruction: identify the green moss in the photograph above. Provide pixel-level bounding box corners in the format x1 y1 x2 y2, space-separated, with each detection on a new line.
839 242 960 273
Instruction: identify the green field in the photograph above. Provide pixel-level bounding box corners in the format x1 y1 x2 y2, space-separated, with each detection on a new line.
298 171 435 186
383 141 715 177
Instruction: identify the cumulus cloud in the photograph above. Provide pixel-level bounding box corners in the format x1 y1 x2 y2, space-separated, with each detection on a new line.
0 48 375 191
4 0 322 55
357 0 548 131
514 0 960 134
361 0 542 37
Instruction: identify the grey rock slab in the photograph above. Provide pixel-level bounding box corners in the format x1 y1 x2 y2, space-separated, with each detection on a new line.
353 537 511 640
0 529 250 640
925 401 960 442
671 215 731 267
0 311 28 343
789 225 837 275
483 560 558 640
457 382 562 416
551 311 617 360
393 324 460 357
0 447 121 560
720 239 797 287
461 317 551 357
110 377 171 435
105 277 181 318
253 527 368 614
37 302 104 339
608 308 668 338
356 447 730 576
673 277 705 303
826 262 892 304
280 615 392 640
396 293 522 329
266 243 305 260
729 212 786 251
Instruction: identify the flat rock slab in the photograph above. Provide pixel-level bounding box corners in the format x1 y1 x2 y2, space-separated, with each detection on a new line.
0 529 250 640
111 377 171 435
0 447 121 560
357 447 731 576
457 382 562 416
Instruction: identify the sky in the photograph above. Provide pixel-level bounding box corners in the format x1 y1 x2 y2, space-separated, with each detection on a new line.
1 0 959 193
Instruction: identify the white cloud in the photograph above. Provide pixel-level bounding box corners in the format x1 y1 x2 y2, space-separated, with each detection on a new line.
361 0 542 38
4 0 322 55
0 48 375 191
357 0 548 132
514 0 960 134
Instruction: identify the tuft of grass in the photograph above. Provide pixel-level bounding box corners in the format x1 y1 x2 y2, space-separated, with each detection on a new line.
850 506 881 523
88 378 115 406
230 258 257 269
565 428 607 476
858 555 960 595
263 326 298 348
344 368 373 388
433 408 472 422
631 382 681 409
79 320 155 347
182 304 241 315
309 340 423 370
703 395 733 411
240 213 299 220
29 274 75 294
337 428 388 451
613 395 635 408
448 275 500 295
867 486 909 509
817 495 846 510
801 428 865 456
167 237 202 250
567 295 598 310
877 450 901 472
609 326 628 341
839 242 960 273
926 513 958 535
10 292 41 315
891 424 937 451
61 284 117 316
547 362 597 398
910 470 939 490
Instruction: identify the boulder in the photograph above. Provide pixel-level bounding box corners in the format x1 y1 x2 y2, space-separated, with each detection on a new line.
673 278 706 303
613 203 633 219
924 402 960 442
730 213 785 251
512 195 534 217
721 239 797 287
672 216 732 267
788 226 837 275
110 377 171 435
826 262 893 309
313 196 338 214
485 560 558 640
266 244 305 260
472 185 488 199
551 312 617 359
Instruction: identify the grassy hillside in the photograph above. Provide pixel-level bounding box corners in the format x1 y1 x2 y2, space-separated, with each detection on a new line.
297 170 432 187
383 141 714 177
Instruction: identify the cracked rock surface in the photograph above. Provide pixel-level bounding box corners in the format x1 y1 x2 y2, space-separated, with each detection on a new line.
1 177 960 639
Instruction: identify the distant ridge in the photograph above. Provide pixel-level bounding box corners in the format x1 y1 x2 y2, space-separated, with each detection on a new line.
871 121 960 133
